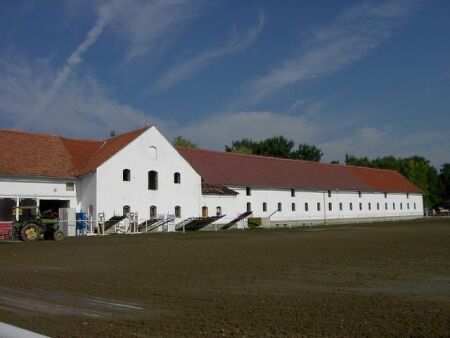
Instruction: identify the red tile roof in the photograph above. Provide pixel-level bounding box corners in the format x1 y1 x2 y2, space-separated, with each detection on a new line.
0 128 148 178
177 147 422 194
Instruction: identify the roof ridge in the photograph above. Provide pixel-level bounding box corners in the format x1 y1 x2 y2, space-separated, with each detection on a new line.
177 147 401 174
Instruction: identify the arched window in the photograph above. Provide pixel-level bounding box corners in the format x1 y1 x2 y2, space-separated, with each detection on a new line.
175 206 181 218
349 203 353 211
305 203 309 211
339 203 343 211
246 202 252 213
148 171 158 190
202 206 208 218
174 172 181 184
150 206 157 219
328 202 332 211
123 205 130 216
262 202 267 212
277 203 282 212
216 206 222 216
377 203 380 210
123 169 131 181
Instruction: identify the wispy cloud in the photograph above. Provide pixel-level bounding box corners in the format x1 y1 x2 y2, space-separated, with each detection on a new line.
240 0 418 106
0 56 158 138
152 12 265 91
111 0 204 61
15 2 113 129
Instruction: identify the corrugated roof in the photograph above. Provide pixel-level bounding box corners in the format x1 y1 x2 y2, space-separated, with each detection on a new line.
202 183 238 195
0 128 148 178
177 147 422 194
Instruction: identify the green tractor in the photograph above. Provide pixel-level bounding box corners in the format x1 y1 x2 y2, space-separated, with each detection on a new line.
12 206 64 241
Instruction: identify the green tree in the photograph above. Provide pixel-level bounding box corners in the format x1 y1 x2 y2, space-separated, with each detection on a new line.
173 136 197 149
439 163 450 201
294 143 323 162
225 138 258 153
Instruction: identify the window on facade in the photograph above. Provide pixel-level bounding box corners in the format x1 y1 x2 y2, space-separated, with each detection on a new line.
393 203 396 210
384 192 387 198
246 202 252 213
175 206 181 218
358 191 362 198
202 206 208 218
414 203 416 209
216 206 222 216
350 203 353 211
377 203 380 210
305 203 309 211
291 203 296 212
385 202 388 210
66 182 75 191
291 188 295 197
368 203 371 211
123 205 130 216
246 187 251 196
317 202 321 211
359 202 362 211
339 203 343 211
123 169 131 182
262 202 267 212
277 203 282 212
407 203 409 210
148 171 158 190
328 202 332 211
407 193 409 199
150 206 157 219
174 172 181 184
400 203 403 210
328 190 332 198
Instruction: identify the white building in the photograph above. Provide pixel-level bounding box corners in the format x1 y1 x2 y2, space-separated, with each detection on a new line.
0 126 423 233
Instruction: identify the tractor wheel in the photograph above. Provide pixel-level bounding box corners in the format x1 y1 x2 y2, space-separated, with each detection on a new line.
20 223 41 241
53 230 64 241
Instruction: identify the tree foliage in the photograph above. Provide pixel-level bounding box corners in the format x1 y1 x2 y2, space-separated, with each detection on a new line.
173 136 197 149
345 154 443 208
439 163 450 202
225 136 323 162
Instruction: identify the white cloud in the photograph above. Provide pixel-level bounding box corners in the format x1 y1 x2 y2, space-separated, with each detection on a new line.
110 0 204 61
0 56 161 138
152 12 265 91
320 126 450 167
239 0 417 106
15 2 113 129
169 111 320 149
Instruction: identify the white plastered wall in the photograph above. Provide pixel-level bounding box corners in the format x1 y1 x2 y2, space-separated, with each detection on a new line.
95 126 202 231
229 186 423 224
0 175 77 210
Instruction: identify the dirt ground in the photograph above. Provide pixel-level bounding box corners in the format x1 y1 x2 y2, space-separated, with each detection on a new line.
0 218 449 337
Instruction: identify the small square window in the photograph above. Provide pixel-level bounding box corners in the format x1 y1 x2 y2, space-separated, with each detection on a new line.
66 182 75 191
384 192 387 198
328 190 332 198
358 191 362 198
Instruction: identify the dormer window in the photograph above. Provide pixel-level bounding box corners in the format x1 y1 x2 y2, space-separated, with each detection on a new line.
123 169 131 181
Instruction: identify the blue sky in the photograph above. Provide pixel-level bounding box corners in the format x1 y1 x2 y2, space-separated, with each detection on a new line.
0 0 449 167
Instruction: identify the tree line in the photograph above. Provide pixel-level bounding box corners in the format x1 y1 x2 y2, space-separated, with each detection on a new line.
173 135 449 208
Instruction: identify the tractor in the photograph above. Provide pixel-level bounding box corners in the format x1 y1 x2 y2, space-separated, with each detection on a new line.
12 206 64 241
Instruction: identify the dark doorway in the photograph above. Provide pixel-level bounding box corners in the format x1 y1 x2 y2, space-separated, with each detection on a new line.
39 200 70 218
0 198 16 221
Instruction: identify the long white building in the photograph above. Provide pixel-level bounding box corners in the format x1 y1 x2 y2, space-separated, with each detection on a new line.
0 126 423 232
